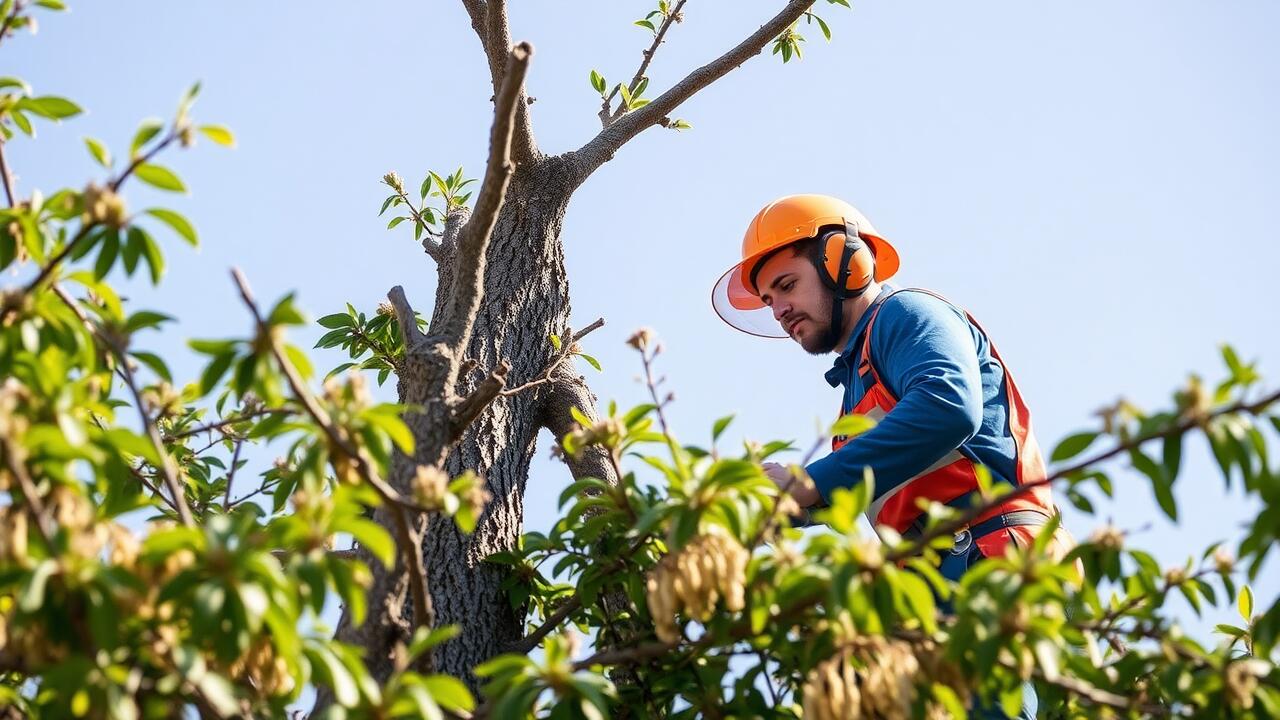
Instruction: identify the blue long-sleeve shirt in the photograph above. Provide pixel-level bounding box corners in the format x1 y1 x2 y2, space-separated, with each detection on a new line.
805 285 1024 507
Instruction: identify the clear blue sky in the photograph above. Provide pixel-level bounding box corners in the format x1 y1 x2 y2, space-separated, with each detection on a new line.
10 1 1278 643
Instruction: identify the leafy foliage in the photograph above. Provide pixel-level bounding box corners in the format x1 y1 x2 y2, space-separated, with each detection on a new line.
1 3 1278 719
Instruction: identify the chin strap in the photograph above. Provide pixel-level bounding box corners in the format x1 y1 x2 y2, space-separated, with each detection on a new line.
820 220 875 351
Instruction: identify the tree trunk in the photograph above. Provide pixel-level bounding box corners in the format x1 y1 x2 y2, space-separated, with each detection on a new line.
420 154 583 688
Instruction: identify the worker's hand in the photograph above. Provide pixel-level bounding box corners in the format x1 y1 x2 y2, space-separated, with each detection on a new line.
761 462 822 508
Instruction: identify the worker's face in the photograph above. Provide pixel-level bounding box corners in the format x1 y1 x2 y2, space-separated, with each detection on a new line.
755 250 835 355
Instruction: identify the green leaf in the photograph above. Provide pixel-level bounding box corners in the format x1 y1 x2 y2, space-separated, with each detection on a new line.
407 626 462 661
578 353 602 372
308 645 359 708
831 413 875 438
200 352 235 395
20 96 82 120
285 343 314 380
813 14 832 41
9 109 32 137
1131 449 1176 520
197 124 236 147
345 518 395 568
1162 432 1183 481
130 119 165 158
84 137 111 168
712 414 734 442
589 69 606 96
267 293 305 326
93 229 119 280
549 333 562 351
1051 431 1098 462
189 338 237 355
387 216 408 229
364 409 415 455
137 227 165 284
131 351 173 382
421 675 474 713
134 163 187 193
634 19 656 32
318 313 355 329
20 560 57 612
195 674 240 717
1240 584 1254 621
144 208 198 247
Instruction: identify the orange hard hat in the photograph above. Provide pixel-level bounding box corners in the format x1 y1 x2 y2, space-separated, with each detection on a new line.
711 194 900 337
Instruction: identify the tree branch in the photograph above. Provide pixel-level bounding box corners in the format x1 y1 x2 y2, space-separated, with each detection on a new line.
387 284 428 350
439 42 533 351
574 0 814 181
450 361 510 442
230 268 434 631
459 0 538 166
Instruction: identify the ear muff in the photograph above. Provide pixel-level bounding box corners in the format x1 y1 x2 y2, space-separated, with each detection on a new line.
812 221 876 294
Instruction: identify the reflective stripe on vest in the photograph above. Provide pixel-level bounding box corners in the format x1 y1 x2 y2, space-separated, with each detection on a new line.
831 289 1056 534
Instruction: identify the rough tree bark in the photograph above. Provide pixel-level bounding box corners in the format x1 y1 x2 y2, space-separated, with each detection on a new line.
419 156 589 683
317 0 819 708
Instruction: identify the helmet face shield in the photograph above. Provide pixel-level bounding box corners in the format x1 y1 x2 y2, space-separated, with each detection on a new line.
711 262 789 338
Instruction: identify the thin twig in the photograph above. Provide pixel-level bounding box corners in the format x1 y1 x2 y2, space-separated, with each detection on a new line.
88 413 184 516
223 438 244 511
576 0 815 181
601 0 688 127
500 318 605 397
2 436 56 546
508 535 654 655
639 344 687 478
388 184 443 258
113 343 196 526
109 129 177 193
0 139 17 206
24 130 180 295
168 407 291 440
0 1 26 46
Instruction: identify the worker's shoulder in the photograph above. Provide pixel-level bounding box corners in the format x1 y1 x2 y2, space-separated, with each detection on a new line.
876 287 967 327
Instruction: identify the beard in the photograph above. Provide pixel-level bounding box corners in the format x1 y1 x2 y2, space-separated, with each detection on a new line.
793 319 836 355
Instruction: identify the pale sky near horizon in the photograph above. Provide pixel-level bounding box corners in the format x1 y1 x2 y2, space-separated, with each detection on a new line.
9 0 1279 657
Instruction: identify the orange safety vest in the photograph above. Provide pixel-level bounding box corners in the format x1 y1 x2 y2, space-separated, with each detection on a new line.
833 289 1060 558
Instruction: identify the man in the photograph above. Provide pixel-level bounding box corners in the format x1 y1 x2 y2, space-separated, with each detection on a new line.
711 194 1071 719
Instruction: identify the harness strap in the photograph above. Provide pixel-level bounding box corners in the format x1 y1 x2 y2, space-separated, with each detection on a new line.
903 508 1051 542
